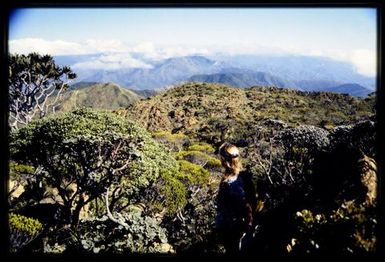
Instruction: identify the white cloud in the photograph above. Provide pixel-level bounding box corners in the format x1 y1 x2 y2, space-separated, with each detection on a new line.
84 39 128 53
9 38 86 55
303 48 376 77
349 49 376 77
130 42 211 60
9 38 376 77
9 38 128 55
132 41 156 54
208 42 290 56
72 53 153 70
9 38 210 59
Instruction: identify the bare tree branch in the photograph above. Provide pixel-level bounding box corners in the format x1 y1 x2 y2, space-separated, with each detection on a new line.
8 53 76 130
104 186 129 228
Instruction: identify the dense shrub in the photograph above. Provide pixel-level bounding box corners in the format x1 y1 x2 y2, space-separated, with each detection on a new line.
70 210 172 254
289 200 377 255
9 213 43 252
10 108 179 225
152 130 190 152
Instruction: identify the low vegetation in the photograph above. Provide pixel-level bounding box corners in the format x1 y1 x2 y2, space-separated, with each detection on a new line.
8 81 377 256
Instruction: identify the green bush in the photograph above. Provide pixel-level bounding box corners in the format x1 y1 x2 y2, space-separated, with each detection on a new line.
288 200 376 254
187 142 215 153
9 162 34 180
152 130 190 151
177 160 210 186
158 169 188 214
51 210 172 254
176 150 221 169
8 162 35 207
9 213 43 252
154 160 210 215
10 108 179 225
153 130 188 141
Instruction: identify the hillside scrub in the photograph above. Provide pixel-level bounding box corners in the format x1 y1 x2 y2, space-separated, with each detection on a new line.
128 83 377 255
8 82 377 255
46 82 142 114
126 83 374 146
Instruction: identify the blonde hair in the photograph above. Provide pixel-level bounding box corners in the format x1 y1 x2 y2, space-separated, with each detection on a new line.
219 142 242 176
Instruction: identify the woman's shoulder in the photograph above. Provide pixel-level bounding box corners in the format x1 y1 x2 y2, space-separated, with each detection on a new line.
239 170 253 180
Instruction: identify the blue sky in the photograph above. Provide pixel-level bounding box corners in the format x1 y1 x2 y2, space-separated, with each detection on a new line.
9 8 377 76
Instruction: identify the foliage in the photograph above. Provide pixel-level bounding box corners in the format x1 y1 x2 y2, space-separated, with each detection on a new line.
67 210 171 254
187 142 215 153
8 162 34 204
177 160 210 186
10 108 178 226
329 120 376 157
176 150 221 170
152 130 190 152
9 213 43 252
157 169 188 215
8 81 377 255
126 83 374 145
246 119 377 255
289 200 377 254
9 161 34 180
8 53 76 130
277 125 330 154
141 132 221 253
146 159 212 215
162 184 220 254
50 82 142 113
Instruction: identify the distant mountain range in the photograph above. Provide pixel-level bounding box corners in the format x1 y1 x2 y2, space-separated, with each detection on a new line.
321 83 373 97
55 53 376 97
188 72 373 97
189 71 293 89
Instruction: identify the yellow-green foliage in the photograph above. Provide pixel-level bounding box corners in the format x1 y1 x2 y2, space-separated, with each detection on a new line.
177 160 210 186
187 142 215 153
151 130 190 152
9 213 43 236
158 160 210 214
152 130 187 141
331 200 368 225
295 209 327 228
293 200 376 253
160 170 188 214
9 161 34 179
175 150 221 167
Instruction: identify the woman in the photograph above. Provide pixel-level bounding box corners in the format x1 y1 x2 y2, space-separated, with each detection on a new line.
215 142 257 254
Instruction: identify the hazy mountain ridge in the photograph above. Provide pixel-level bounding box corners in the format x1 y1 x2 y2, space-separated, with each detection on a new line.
188 72 373 97
55 53 376 96
321 83 373 97
189 71 293 89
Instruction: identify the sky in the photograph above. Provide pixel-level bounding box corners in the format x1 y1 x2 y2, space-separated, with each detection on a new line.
8 8 377 76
